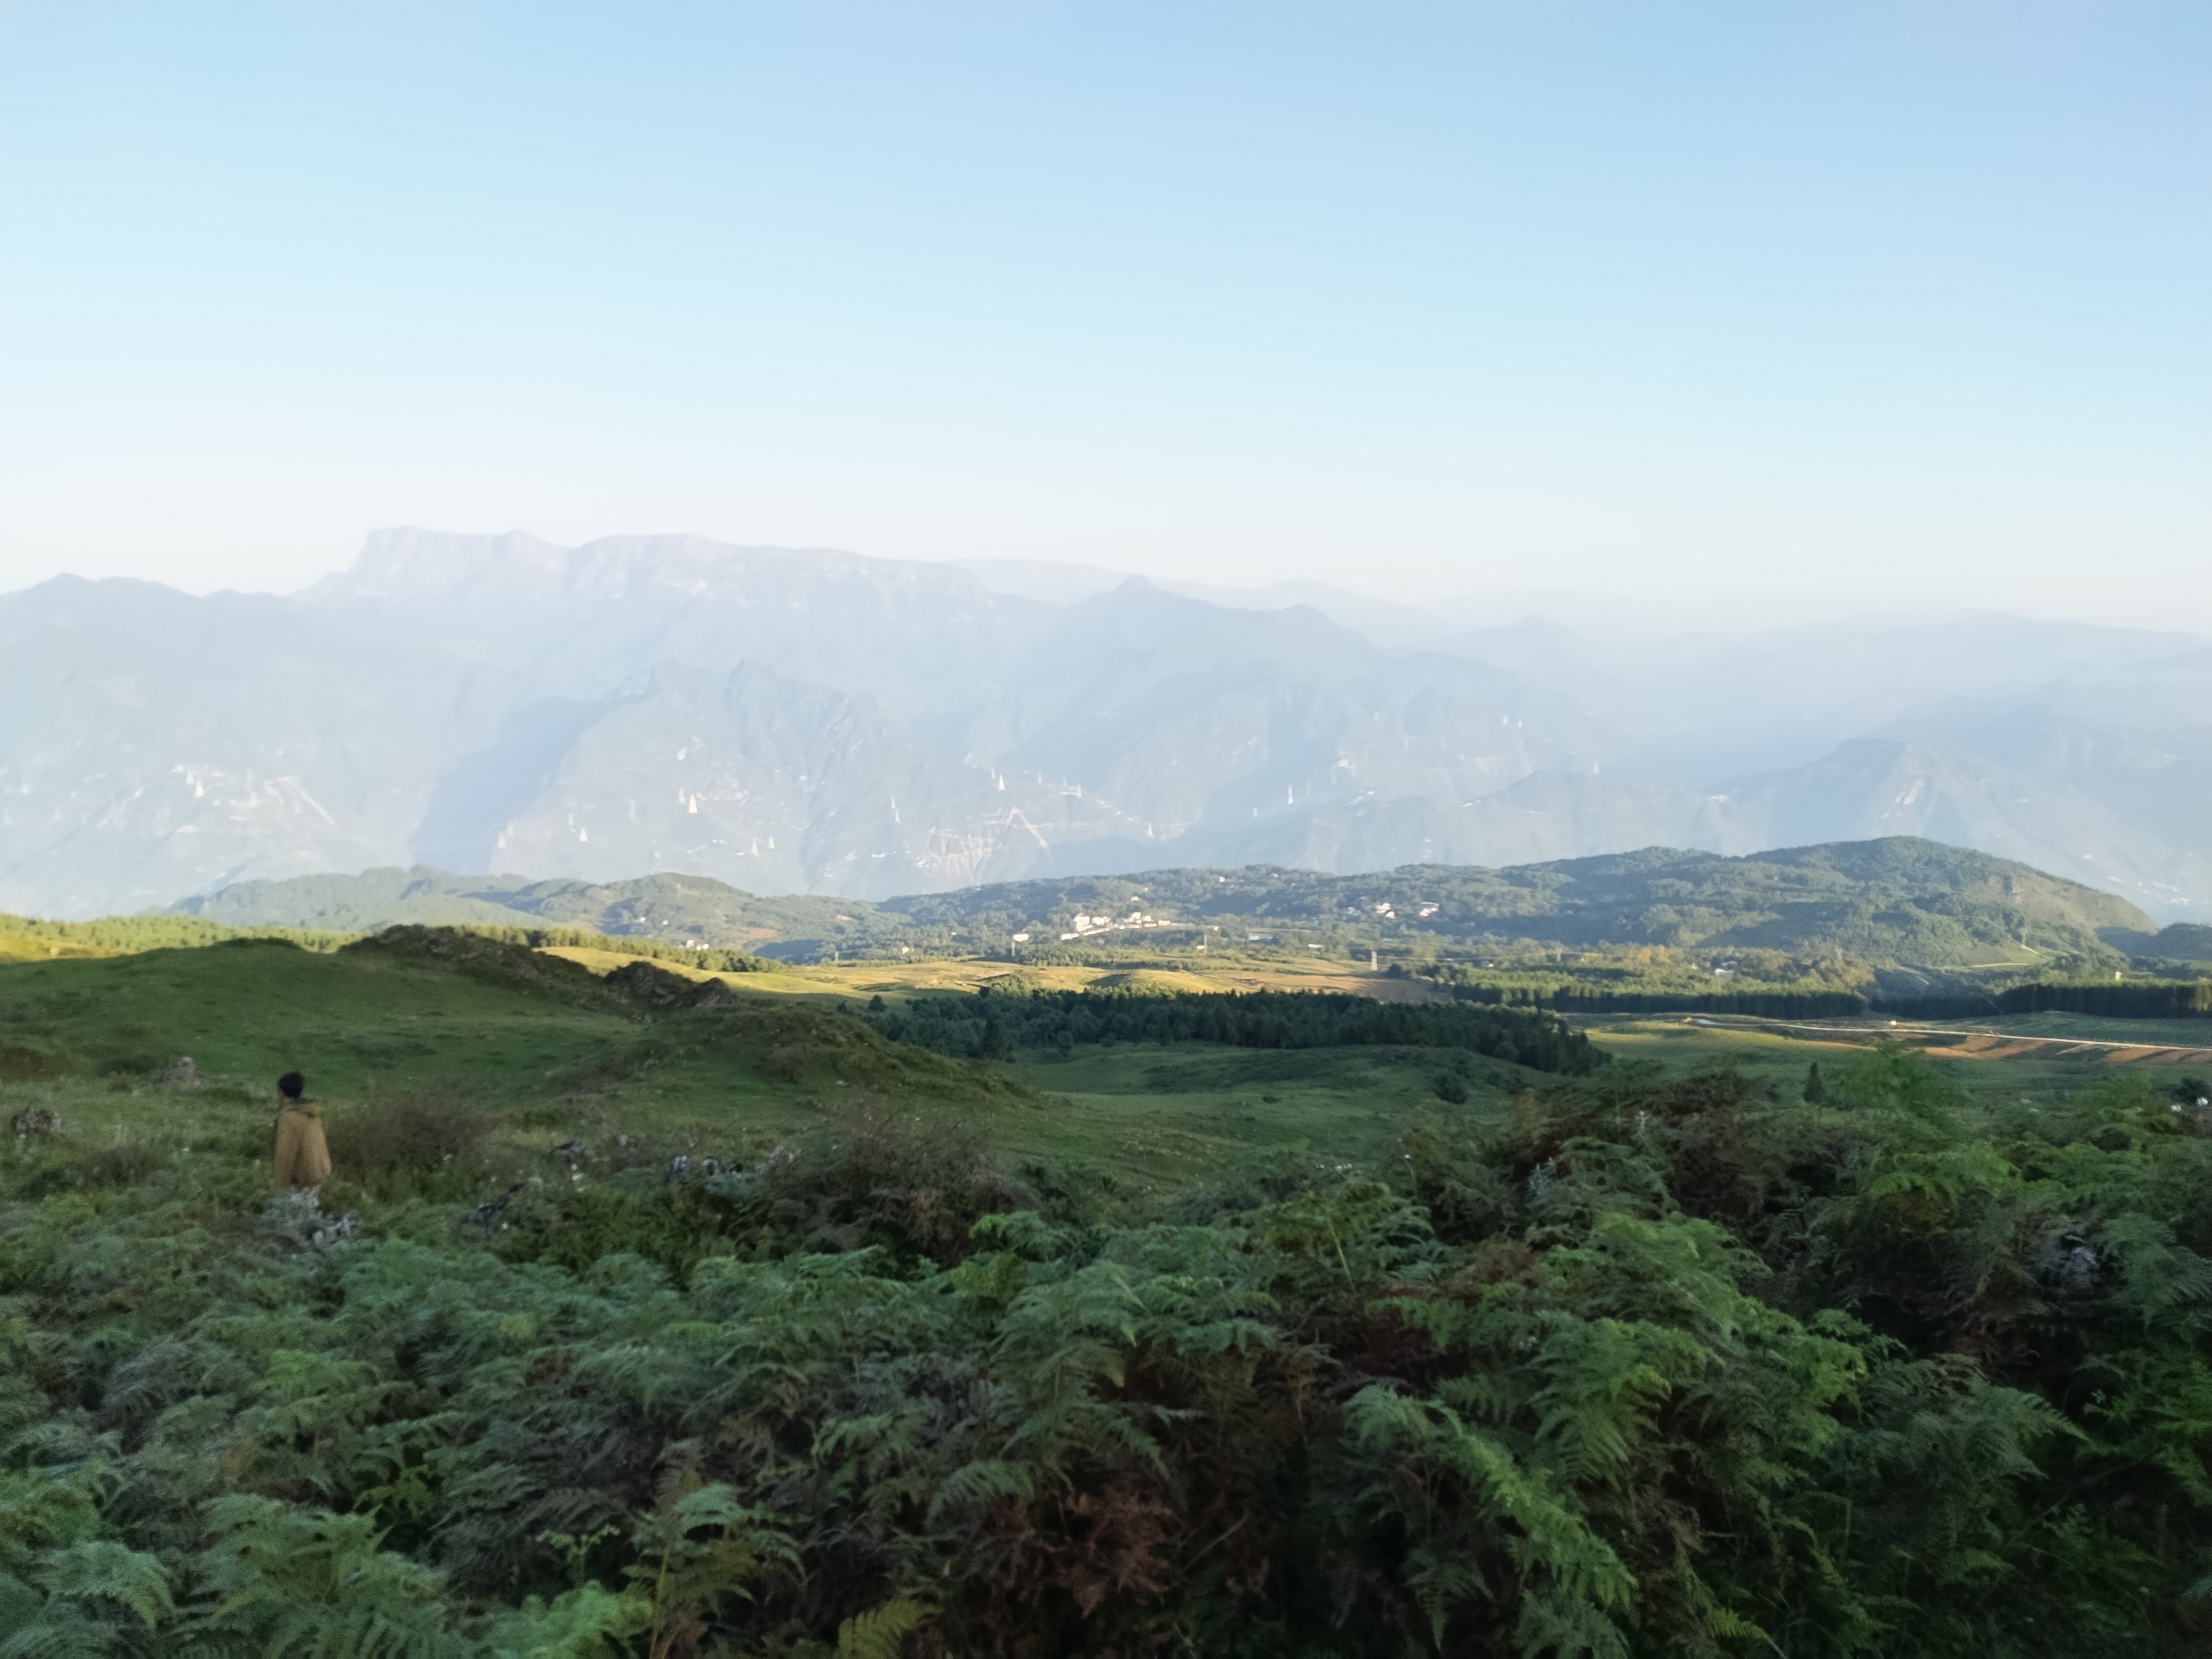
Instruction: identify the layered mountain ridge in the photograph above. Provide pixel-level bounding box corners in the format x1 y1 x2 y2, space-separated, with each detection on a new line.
3 527 2205 920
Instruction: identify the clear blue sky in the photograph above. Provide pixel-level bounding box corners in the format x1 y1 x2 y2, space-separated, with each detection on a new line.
1 1 2205 626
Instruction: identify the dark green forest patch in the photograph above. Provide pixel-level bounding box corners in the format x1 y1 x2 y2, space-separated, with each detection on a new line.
864 986 1604 1075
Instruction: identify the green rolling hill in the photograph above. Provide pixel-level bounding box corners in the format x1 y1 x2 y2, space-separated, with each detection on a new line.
161 837 2198 990
171 865 865 951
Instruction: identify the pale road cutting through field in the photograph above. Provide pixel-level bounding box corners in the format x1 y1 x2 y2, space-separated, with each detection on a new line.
1663 1013 2212 1066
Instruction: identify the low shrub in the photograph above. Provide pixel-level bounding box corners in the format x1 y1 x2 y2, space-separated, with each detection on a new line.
68 1139 169 1189
323 1087 495 1179
760 1042 812 1082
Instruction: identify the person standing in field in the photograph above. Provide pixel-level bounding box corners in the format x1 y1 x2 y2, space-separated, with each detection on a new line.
272 1071 332 1190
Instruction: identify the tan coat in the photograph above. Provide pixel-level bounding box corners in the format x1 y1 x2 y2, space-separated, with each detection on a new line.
273 1101 332 1189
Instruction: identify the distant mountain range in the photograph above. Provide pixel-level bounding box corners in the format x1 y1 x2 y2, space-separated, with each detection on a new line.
4 527 2207 920
175 835 2196 990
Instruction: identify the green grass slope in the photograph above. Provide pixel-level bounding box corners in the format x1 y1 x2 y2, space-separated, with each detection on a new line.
0 927 1030 1157
0 922 1609 1194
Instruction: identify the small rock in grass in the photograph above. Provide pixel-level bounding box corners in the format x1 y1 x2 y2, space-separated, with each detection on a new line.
465 1184 527 1231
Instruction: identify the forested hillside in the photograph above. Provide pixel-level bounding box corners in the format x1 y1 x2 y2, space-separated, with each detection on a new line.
173 839 2181 985
2119 922 2212 968
882 836 2155 967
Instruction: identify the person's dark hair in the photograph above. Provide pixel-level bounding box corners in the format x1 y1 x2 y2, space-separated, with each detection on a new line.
277 1072 306 1101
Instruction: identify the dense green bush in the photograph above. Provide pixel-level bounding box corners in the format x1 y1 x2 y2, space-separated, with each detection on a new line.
0 1046 2207 1655
324 1088 498 1184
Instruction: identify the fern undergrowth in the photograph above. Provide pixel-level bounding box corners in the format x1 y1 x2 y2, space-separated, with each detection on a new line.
0 1048 2207 1656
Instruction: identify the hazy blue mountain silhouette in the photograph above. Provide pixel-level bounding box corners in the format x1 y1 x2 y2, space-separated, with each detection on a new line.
3 530 2206 920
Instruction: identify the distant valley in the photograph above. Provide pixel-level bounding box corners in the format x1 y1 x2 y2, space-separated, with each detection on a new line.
4 527 2207 921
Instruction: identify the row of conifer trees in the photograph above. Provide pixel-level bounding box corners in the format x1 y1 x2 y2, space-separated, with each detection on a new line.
864 987 1605 1074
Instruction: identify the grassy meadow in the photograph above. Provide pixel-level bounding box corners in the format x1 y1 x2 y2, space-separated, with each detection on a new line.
0 933 1041 1205
7 930 2207 1204
0 932 1586 1201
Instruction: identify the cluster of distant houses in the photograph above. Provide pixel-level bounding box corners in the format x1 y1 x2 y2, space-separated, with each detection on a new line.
1009 894 1459 950
1055 909 1172 941
1348 900 1443 921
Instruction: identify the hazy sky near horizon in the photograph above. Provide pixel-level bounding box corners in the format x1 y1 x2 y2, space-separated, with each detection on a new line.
1 2 2206 627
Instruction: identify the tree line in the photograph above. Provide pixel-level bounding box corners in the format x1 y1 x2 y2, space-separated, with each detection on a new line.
1876 979 2212 1021
863 987 1606 1076
443 924 775 975
1437 979 1871 1018
1996 978 2212 1018
1436 974 2212 1022
0 912 348 957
